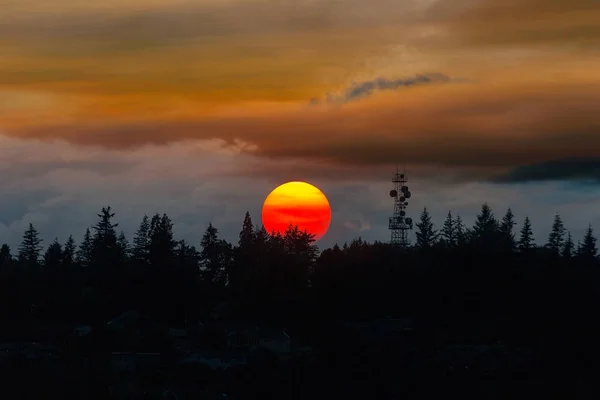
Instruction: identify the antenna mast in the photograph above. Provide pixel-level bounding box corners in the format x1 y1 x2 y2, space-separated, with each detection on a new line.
388 167 413 247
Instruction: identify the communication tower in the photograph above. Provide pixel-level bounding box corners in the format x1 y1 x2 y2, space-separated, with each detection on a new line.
388 166 413 246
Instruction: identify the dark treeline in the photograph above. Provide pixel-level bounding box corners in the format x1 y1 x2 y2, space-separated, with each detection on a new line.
1 204 600 377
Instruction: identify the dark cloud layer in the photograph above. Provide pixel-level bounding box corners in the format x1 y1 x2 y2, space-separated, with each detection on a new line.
493 158 600 184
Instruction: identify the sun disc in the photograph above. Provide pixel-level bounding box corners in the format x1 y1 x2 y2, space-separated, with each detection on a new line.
261 181 331 241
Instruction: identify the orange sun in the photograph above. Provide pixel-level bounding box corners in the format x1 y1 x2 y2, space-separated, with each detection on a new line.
262 181 332 242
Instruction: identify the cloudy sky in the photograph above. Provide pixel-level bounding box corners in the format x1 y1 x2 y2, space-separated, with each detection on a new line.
1 0 600 251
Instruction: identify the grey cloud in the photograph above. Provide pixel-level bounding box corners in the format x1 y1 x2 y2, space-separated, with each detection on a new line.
310 73 460 104
492 158 600 184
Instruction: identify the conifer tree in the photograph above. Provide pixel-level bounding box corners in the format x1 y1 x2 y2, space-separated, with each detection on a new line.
91 206 120 267
415 208 438 250
0 244 12 267
499 208 517 251
471 203 499 245
579 224 598 260
76 228 93 268
148 214 176 268
117 231 131 262
518 216 534 251
18 223 43 267
62 235 76 267
200 223 231 287
562 231 575 259
455 214 467 246
547 213 566 255
44 238 63 269
440 211 456 247
238 212 254 249
132 215 150 265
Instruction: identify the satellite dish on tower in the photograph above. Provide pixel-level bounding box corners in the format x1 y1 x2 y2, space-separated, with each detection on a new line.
401 186 408 193
389 190 397 197
400 196 405 202
405 191 411 199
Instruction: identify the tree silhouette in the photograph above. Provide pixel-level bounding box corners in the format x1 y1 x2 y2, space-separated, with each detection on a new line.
91 207 120 267
148 214 176 269
132 215 151 266
579 224 598 261
200 223 231 287
415 208 438 250
547 213 566 255
63 235 76 267
76 228 93 268
562 231 575 259
44 238 63 269
117 230 131 262
0 244 12 268
440 211 456 248
518 216 534 251
499 208 517 251
18 223 43 268
454 214 468 246
471 203 499 248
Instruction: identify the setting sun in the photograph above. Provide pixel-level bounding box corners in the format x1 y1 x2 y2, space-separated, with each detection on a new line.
262 181 332 242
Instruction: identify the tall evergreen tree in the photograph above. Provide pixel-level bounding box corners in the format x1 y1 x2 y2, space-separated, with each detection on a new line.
415 208 438 250
117 231 131 262
76 228 93 268
471 203 499 246
200 223 231 287
62 235 76 267
518 216 534 251
0 244 12 268
562 231 575 259
579 224 598 261
455 214 467 246
547 213 566 255
147 214 176 268
18 223 43 267
132 215 151 265
440 211 456 248
44 238 63 269
91 206 120 267
238 212 254 249
499 208 517 251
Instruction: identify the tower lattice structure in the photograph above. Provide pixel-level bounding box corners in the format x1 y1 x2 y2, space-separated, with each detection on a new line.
388 168 413 246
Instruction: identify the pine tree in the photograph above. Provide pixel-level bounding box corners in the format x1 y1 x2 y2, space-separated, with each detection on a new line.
18 223 43 267
471 203 499 246
91 206 120 267
547 213 565 255
117 231 131 262
562 231 574 259
499 208 517 251
176 240 199 271
415 208 438 250
440 211 456 247
200 223 231 286
147 213 176 268
62 235 76 267
132 215 151 265
238 211 254 249
44 238 63 269
579 224 598 260
518 216 534 251
0 244 12 268
455 214 467 246
76 228 93 268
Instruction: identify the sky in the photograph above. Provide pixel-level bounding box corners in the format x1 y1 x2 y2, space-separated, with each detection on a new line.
1 0 600 251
